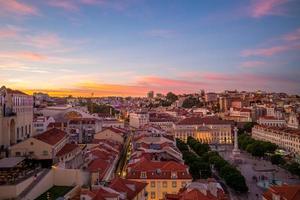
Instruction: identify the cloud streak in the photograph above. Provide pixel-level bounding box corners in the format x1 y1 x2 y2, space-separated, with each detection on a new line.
48 0 79 11
0 51 47 61
249 0 288 18
241 27 300 57
0 0 38 16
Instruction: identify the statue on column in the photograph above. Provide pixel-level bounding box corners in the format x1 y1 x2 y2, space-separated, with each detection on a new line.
232 126 241 162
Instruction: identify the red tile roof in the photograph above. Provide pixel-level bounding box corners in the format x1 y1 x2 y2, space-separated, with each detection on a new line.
172 188 226 200
254 125 300 136
34 128 66 146
177 117 233 125
109 177 147 200
102 127 127 136
263 185 300 200
126 158 192 179
56 143 79 157
94 187 119 200
87 159 110 180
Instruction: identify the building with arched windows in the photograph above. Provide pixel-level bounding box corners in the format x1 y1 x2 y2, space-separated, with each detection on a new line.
172 117 233 144
0 86 33 155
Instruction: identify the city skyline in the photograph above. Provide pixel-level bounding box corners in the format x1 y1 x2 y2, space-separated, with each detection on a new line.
1 0 300 96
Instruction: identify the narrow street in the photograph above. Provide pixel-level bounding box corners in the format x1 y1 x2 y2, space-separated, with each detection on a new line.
115 129 134 177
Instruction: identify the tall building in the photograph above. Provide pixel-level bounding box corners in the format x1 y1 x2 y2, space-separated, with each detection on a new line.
147 91 154 99
0 86 33 153
205 92 218 102
129 111 149 128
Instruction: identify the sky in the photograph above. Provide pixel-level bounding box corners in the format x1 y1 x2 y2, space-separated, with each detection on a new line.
0 0 300 97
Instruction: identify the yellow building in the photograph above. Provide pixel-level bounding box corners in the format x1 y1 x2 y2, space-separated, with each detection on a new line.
126 159 192 200
9 128 67 160
0 86 33 155
94 127 126 144
173 117 233 144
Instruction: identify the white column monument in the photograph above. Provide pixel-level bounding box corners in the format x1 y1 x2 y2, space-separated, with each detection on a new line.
232 126 240 157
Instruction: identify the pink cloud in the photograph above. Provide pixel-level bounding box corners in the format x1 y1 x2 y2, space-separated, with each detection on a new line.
18 52 47 61
80 0 106 5
250 0 288 18
0 0 38 16
48 0 79 11
202 73 239 81
24 33 61 49
240 61 266 68
283 28 300 41
138 76 205 87
0 28 18 38
241 45 294 57
0 51 47 61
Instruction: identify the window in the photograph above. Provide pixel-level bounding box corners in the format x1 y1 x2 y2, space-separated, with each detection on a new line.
15 152 21 156
162 192 167 198
140 171 146 178
150 192 155 199
181 181 186 188
162 181 167 188
42 150 48 155
150 181 155 187
172 181 177 188
30 142 34 145
171 171 177 179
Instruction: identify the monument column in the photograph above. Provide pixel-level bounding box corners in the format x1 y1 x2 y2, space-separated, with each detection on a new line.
232 126 240 156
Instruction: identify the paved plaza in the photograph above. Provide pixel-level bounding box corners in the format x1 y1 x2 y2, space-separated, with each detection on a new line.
218 146 300 200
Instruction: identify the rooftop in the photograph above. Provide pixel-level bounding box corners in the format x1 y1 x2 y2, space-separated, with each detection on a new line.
34 128 66 146
263 185 300 200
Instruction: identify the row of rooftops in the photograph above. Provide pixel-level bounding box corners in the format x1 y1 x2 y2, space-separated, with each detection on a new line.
126 125 191 180
253 125 300 136
165 179 228 200
81 177 147 200
176 116 234 126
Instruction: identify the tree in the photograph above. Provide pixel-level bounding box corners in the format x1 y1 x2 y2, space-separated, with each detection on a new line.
166 92 178 103
287 162 300 176
270 154 285 165
243 122 257 133
182 97 203 108
225 172 248 193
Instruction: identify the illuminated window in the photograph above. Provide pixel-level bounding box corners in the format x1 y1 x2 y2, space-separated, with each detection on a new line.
150 181 155 187
150 192 155 199
162 181 167 188
172 181 177 188
140 171 146 178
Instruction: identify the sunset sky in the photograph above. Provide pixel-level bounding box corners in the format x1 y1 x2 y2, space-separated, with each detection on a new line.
0 0 300 96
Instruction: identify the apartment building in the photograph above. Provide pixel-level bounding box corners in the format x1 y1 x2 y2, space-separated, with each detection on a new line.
130 112 149 128
0 86 33 151
252 125 300 155
126 158 192 200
